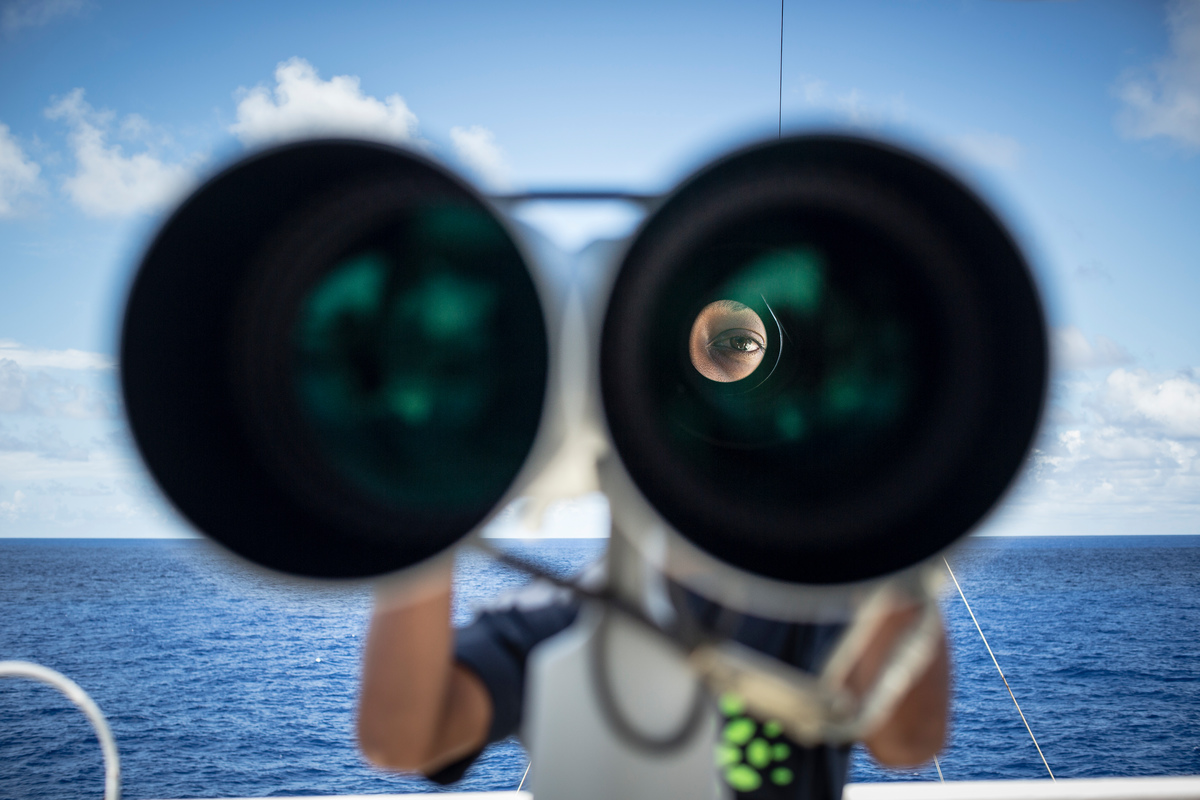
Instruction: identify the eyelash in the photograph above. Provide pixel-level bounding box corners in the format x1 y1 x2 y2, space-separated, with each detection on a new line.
709 329 765 354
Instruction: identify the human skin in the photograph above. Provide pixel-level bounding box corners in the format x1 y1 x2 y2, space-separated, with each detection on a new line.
850 604 951 766
357 566 950 774
357 560 492 774
688 300 769 383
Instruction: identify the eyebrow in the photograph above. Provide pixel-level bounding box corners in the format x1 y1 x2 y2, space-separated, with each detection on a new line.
704 309 767 337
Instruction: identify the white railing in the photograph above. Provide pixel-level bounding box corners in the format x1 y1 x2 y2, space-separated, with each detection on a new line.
168 779 1200 800
844 778 1200 800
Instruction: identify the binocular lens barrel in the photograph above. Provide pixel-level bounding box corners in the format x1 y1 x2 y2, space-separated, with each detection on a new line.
602 137 1046 585
122 142 547 578
121 135 1046 587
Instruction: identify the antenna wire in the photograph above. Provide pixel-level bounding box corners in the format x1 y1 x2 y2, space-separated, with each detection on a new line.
778 0 785 137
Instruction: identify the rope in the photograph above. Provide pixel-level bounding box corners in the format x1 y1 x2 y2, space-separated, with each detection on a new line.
943 558 1055 781
0 661 121 800
933 754 944 782
517 759 531 792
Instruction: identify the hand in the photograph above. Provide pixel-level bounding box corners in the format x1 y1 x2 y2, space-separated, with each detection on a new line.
842 600 950 767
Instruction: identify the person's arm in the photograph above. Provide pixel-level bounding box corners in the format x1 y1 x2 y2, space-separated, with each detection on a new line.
846 604 951 767
356 560 493 775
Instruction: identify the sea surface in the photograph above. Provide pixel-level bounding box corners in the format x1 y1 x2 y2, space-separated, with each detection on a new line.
1 536 1198 798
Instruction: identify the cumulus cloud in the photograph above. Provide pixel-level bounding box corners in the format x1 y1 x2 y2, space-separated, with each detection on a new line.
1006 365 1200 533
0 341 177 535
0 479 165 529
1054 326 1133 371
45 88 200 217
0 339 114 370
0 421 170 532
1 0 86 36
230 58 420 146
1114 0 1200 150
0 488 27 520
0 122 42 215
0 421 89 460
450 125 512 189
0 356 117 418
946 131 1022 171
1029 421 1198 506
1095 368 1200 438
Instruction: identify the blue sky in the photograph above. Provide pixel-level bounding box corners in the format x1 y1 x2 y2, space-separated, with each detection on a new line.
0 0 1197 537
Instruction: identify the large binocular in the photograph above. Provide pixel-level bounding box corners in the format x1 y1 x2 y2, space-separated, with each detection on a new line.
121 134 1046 598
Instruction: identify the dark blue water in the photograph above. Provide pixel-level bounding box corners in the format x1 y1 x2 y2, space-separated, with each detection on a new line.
1 536 1198 798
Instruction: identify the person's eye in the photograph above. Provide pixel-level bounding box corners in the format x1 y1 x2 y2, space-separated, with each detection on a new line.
709 329 765 354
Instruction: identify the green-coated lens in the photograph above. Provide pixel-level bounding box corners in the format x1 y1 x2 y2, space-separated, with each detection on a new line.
681 244 915 448
656 208 934 504
292 204 545 516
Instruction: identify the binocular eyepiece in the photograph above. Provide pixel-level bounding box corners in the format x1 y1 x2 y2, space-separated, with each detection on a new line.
121 134 1047 591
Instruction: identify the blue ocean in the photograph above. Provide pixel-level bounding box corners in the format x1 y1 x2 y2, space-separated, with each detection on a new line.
1 536 1198 798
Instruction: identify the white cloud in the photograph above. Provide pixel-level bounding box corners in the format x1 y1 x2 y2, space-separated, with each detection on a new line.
511 202 643 253
1114 0 1200 150
1001 366 1200 533
45 88 200 217
450 125 512 190
1054 326 1133 371
1028 422 1198 504
0 421 89 460
0 350 169 533
0 122 42 215
0 447 127 481
0 488 27 520
946 131 1022 171
798 80 1018 171
1 0 86 36
0 442 176 534
230 57 420 146
794 78 906 127
0 340 114 370
1096 368 1200 438
0 354 117 419
482 493 610 539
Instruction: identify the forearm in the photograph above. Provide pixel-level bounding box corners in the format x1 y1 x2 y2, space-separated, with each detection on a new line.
356 560 491 773
863 626 950 767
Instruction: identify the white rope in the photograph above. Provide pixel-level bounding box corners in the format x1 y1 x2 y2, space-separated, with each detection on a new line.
517 759 531 792
0 660 121 799
933 753 944 782
943 558 1055 781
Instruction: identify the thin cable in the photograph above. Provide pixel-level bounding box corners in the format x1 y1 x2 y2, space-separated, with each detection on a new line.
943 558 1055 781
933 754 944 782
473 539 706 646
778 0 785 137
0 661 121 800
589 605 709 754
517 760 531 792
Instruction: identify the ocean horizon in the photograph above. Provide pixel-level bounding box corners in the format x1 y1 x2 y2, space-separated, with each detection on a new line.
2 535 1198 798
